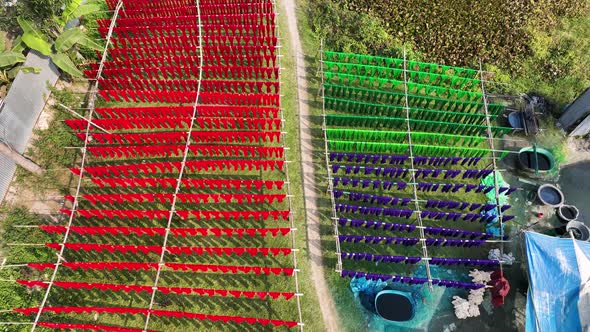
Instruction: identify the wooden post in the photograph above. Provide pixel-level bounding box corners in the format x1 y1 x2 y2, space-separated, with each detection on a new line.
0 142 44 175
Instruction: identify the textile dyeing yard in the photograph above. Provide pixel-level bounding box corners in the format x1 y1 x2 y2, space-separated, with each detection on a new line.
321 50 518 330
3 0 305 331
0 0 588 331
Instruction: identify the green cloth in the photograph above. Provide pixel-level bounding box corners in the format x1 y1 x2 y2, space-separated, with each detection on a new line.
481 171 509 205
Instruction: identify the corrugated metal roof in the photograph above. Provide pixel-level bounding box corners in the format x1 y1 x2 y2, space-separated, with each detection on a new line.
0 50 60 202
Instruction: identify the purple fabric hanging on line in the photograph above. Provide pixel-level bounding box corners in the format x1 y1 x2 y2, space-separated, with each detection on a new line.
337 218 500 240
340 270 486 289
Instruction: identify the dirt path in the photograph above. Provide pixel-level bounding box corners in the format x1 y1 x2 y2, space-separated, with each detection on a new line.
280 1 340 331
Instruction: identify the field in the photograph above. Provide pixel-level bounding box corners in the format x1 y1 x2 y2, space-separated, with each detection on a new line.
0 0 588 331
0 0 323 331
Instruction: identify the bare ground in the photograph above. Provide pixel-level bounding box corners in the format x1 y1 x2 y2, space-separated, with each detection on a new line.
281 0 340 331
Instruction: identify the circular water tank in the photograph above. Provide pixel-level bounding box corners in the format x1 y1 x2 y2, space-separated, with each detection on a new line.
566 221 590 241
375 290 415 322
537 184 564 208
518 147 555 172
557 205 580 224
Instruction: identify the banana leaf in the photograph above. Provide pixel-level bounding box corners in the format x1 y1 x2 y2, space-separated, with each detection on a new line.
54 28 84 52
7 66 41 79
18 17 53 56
0 52 26 68
0 31 5 52
50 53 83 77
77 35 103 51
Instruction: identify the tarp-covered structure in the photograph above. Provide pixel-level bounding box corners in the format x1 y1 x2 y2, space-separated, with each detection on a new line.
525 232 590 332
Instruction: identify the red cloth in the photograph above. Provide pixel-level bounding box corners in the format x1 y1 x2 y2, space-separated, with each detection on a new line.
489 270 510 307
37 322 153 332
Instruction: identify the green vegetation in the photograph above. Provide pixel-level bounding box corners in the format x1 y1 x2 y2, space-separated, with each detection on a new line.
0 31 39 92
535 121 569 176
15 85 81 195
0 0 103 84
502 15 590 112
15 9 103 78
0 207 55 332
2 4 325 332
306 0 590 113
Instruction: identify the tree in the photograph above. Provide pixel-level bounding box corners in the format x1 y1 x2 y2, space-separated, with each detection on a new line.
0 0 102 174
18 15 103 78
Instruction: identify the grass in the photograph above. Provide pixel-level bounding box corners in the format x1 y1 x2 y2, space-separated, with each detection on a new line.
14 84 84 197
294 1 368 330
488 11 590 114
0 207 56 332
275 4 325 331
0 4 326 332
295 0 526 331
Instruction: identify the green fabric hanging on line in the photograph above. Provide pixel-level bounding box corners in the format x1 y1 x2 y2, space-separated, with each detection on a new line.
324 114 511 137
327 140 493 157
325 128 488 148
324 51 481 80
323 83 504 116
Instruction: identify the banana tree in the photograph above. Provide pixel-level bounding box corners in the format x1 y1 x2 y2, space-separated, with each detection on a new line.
0 1 102 175
56 0 104 28
0 31 26 71
0 31 40 93
18 16 102 78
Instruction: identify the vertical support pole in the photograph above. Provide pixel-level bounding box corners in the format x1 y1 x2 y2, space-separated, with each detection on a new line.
273 1 304 329
320 41 344 273
28 2 124 331
142 1 204 331
478 60 505 275
402 48 433 291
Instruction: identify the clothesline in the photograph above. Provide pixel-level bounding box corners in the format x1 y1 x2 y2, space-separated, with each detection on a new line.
16 280 301 300
334 203 516 223
330 189 508 210
339 252 503 266
27 262 299 276
338 270 488 290
334 217 504 239
337 234 510 246
15 307 301 329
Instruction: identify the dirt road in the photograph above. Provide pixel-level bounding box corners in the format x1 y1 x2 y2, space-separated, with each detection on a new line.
280 0 340 331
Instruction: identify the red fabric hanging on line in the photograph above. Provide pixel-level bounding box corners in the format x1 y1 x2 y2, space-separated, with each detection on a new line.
37 322 153 332
45 243 292 257
17 280 296 300
92 105 279 119
38 225 291 238
106 13 276 28
199 91 280 107
16 307 298 328
88 178 284 190
73 160 285 178
77 193 287 205
27 262 295 276
79 131 282 145
66 117 281 131
62 208 290 221
85 145 284 159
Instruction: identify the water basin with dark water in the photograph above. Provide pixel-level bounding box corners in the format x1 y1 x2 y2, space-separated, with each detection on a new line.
518 148 554 171
537 184 564 207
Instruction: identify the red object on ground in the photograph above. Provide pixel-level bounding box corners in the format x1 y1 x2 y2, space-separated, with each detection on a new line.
536 212 544 218
489 270 510 307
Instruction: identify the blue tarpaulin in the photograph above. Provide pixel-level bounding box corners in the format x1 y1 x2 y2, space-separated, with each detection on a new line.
524 232 590 332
